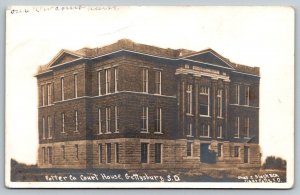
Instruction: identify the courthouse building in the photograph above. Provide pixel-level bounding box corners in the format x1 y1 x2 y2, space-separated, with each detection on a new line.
36 39 261 169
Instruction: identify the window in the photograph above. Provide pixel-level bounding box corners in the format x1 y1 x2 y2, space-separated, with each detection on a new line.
106 107 111 133
61 145 66 160
199 86 210 116
141 107 148 132
155 71 161 95
98 108 102 134
47 147 52 164
47 83 52 105
155 143 162 163
47 116 52 139
234 84 240 104
200 124 210 137
42 117 46 139
114 68 118 92
234 146 240 157
42 147 46 163
41 85 45 106
141 143 148 163
244 117 250 138
187 84 192 114
155 108 162 133
234 117 240 138
217 125 222 138
105 69 111 94
115 106 120 133
75 144 79 160
217 89 222 118
217 143 223 157
61 77 64 101
115 143 120 163
61 113 65 133
74 74 78 98
75 110 78 132
187 142 193 157
187 122 193 136
245 86 250 106
98 144 103 163
142 69 148 93
98 71 101 96
106 143 111 163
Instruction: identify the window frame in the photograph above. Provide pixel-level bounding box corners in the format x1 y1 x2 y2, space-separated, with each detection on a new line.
200 123 210 138
186 84 193 114
199 86 210 116
154 143 162 163
141 106 148 132
106 143 112 163
74 74 78 98
105 107 111 133
217 125 223 139
245 85 250 106
47 83 52 105
187 142 193 157
75 110 78 132
115 143 120 163
98 108 102 134
42 117 46 139
98 71 101 96
114 67 118 92
47 116 52 139
61 77 64 101
105 69 111 94
217 89 223 118
142 68 148 93
234 116 240 138
98 144 103 163
155 71 161 95
140 143 149 163
244 117 250 138
155 107 162 133
75 144 79 160
115 106 120 133
235 84 240 105
61 113 65 133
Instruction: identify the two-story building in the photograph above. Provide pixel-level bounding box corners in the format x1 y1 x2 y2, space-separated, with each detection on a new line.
36 39 261 169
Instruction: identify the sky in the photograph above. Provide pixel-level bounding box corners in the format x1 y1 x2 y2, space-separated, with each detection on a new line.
5 6 294 169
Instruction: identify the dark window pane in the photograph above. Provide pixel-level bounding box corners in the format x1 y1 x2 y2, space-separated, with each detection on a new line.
155 143 162 163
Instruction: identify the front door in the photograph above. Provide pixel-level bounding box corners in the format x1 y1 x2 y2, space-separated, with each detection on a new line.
200 143 210 163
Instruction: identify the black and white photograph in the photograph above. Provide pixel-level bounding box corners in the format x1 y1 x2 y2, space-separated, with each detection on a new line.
5 6 294 188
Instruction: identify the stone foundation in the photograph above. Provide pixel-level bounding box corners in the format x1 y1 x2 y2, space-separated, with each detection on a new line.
38 138 261 169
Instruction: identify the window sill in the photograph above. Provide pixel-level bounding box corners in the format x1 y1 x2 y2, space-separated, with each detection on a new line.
199 115 211 118
199 136 211 138
217 117 224 119
141 131 149 134
105 132 112 134
154 132 163 134
186 135 194 138
186 113 194 116
234 137 240 139
217 137 223 139
114 131 120 133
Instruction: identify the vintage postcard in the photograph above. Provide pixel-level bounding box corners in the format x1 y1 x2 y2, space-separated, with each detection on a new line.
5 6 294 188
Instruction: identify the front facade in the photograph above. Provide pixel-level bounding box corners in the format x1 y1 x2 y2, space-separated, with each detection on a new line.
36 39 261 169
